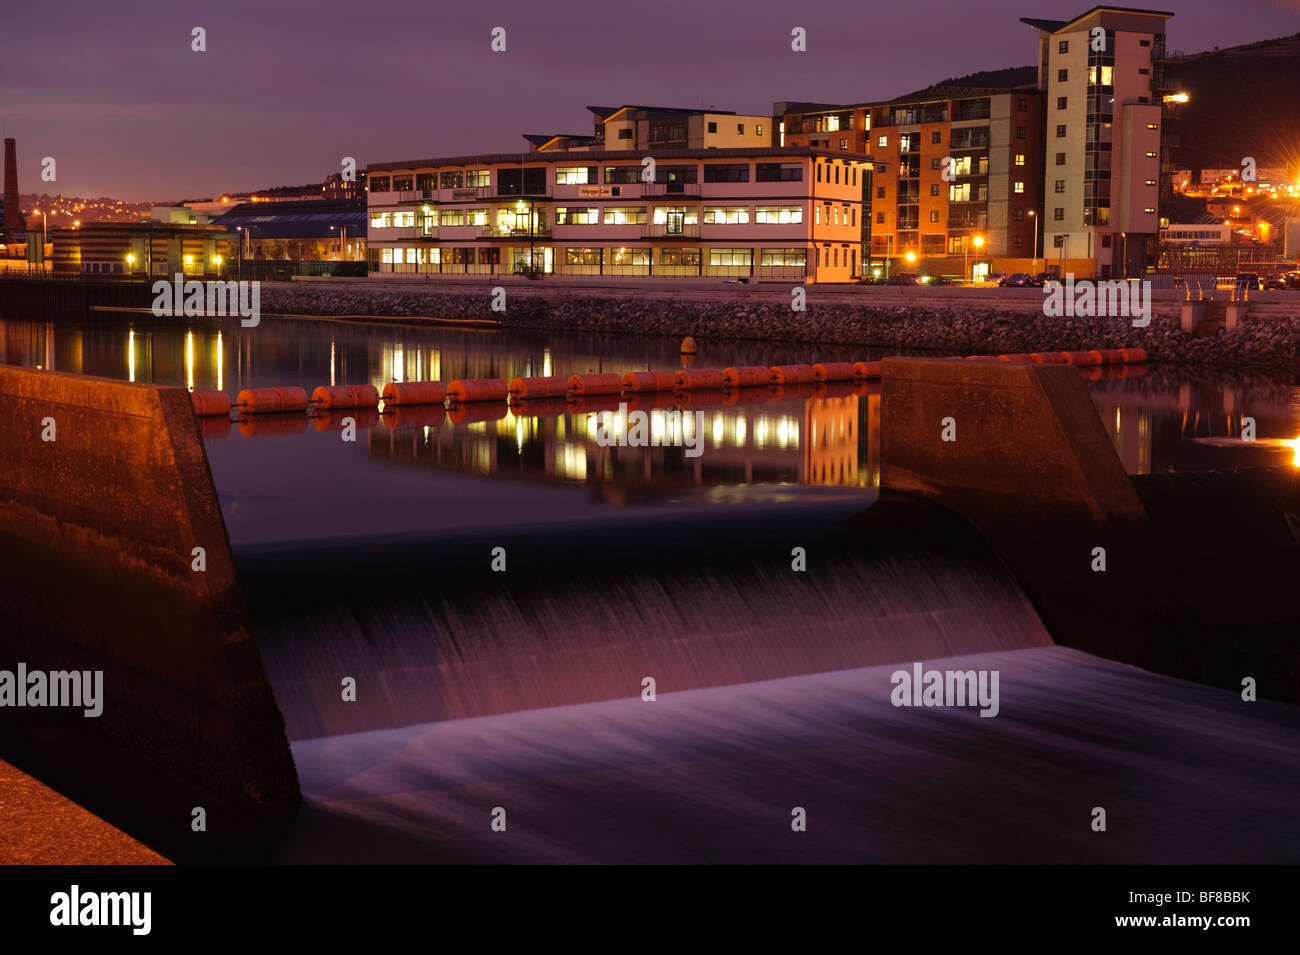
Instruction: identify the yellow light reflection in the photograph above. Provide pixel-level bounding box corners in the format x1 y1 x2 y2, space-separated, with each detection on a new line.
1286 437 1300 468
216 331 223 392
185 330 194 392
128 329 135 383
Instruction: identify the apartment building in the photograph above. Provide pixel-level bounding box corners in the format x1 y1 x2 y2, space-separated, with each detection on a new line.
526 106 771 154
1022 6 1176 276
366 147 869 283
777 81 1045 279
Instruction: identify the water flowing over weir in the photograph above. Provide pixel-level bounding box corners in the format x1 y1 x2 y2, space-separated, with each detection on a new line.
237 495 1053 739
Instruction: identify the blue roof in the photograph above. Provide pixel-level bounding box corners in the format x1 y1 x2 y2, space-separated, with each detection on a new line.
214 199 366 239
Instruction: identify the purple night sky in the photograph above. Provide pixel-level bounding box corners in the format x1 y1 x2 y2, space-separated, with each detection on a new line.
3 0 1298 200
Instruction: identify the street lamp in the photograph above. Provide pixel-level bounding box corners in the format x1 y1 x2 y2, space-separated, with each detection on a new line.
966 235 984 282
1028 210 1038 273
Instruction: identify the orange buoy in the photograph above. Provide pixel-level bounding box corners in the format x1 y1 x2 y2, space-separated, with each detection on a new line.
1030 353 1068 364
769 364 816 385
508 376 567 398
622 370 677 393
312 407 380 432
508 396 570 419
1118 347 1147 364
446 378 507 403
1090 349 1125 365
234 386 309 414
722 365 771 388
674 368 725 390
996 354 1036 363
812 362 856 381
382 380 446 406
964 355 1001 362
235 412 309 437
852 360 883 379
1059 351 1101 365
566 373 623 395
447 401 508 424
190 391 231 416
311 384 380 409
382 403 447 429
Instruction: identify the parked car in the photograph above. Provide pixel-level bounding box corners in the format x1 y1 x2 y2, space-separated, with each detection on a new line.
927 275 955 286
1032 272 1058 287
886 273 920 286
1235 272 1261 290
1261 273 1288 290
1284 271 1300 289
983 272 1009 286
999 272 1034 287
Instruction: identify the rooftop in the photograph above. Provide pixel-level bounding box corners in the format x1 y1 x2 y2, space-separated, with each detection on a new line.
1020 5 1174 35
368 145 879 173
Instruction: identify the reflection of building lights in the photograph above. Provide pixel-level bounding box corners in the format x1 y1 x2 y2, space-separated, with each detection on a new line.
712 413 724 445
755 416 769 448
128 328 135 383
777 418 789 448
185 330 194 392
542 348 552 378
735 414 746 446
1286 437 1300 468
216 331 223 392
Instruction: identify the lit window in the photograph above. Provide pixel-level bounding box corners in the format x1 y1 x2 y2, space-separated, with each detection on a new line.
877 135 888 148
1014 181 1025 194
1015 154 1026 166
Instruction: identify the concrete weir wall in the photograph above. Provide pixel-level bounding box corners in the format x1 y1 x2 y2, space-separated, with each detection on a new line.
879 357 1191 668
0 365 299 861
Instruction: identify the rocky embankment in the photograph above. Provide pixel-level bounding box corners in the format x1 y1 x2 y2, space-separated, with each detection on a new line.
260 285 1300 368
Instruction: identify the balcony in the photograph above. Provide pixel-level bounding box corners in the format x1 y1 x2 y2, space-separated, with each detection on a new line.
477 225 552 239
396 227 438 240
1151 43 1183 63
396 189 436 204
641 222 701 238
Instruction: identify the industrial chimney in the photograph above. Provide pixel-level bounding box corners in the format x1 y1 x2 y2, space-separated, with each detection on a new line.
2 138 22 236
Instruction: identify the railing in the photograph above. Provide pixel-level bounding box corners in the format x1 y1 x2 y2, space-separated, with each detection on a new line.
396 189 435 203
477 226 552 239
396 227 439 240
641 181 701 197
641 222 701 238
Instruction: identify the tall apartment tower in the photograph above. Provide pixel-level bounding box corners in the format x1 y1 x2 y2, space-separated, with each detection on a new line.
1022 6 1174 277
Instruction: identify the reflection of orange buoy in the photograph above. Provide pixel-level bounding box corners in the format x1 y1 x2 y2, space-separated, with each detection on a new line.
812 362 856 381
382 403 447 428
858 380 881 397
566 394 627 415
996 354 1036 363
769 364 815 385
235 412 309 436
190 391 231 416
198 415 232 439
447 401 508 424
235 387 309 414
1077 365 1104 382
622 371 677 393
383 380 446 406
769 382 818 403
722 386 771 406
311 384 380 409
312 407 380 432
673 389 726 409
1118 347 1147 364
680 336 698 355
812 380 859 399
1059 351 1101 365
723 366 771 388
508 376 567 398
508 396 569 419
674 368 725 390
1030 353 1068 364
447 378 507 402
625 391 678 412
567 373 622 395
851 360 883 379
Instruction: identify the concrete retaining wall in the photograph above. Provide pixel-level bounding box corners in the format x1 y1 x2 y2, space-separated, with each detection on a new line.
0 365 299 861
